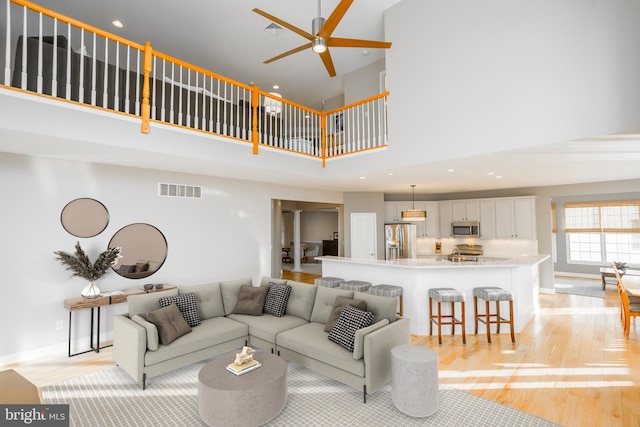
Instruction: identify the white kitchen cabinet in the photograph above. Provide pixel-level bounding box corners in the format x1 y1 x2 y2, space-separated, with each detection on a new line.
494 197 536 239
479 199 496 238
451 200 480 221
421 201 440 237
384 201 438 237
384 201 405 223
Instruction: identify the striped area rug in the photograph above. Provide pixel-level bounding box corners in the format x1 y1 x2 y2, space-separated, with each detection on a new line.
43 359 560 427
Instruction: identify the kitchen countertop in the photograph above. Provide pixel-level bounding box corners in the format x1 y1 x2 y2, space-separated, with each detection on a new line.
319 255 549 335
316 255 549 269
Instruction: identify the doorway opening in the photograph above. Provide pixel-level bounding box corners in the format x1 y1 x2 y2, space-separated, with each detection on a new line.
272 199 343 278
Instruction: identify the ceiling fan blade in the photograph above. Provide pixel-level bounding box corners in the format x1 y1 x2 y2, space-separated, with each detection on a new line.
253 8 314 40
327 37 392 49
319 50 337 77
263 43 312 64
318 0 354 39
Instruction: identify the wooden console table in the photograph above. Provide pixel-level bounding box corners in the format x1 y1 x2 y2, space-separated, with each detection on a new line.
64 286 175 357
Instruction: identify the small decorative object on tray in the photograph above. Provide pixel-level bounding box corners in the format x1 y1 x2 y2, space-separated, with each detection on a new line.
226 346 261 376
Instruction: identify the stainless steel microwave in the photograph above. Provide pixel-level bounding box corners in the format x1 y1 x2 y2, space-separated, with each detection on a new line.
451 221 480 237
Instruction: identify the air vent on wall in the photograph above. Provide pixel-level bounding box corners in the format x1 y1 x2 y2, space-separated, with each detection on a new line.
158 183 202 199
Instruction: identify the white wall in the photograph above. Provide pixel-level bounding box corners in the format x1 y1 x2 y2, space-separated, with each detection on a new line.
344 59 386 105
0 152 341 359
384 0 640 167
300 211 338 242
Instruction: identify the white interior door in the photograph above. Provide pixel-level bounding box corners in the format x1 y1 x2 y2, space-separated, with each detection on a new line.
350 213 377 260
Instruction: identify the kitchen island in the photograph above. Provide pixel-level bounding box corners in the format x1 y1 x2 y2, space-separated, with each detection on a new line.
318 255 550 336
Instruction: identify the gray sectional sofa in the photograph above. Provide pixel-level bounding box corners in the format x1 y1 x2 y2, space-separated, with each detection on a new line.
113 276 410 401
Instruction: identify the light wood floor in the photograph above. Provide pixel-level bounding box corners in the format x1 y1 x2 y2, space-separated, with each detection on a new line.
3 275 640 426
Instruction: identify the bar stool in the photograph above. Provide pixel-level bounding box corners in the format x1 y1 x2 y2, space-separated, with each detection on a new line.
314 277 345 288
340 280 372 292
428 288 466 345
370 284 404 316
472 286 515 344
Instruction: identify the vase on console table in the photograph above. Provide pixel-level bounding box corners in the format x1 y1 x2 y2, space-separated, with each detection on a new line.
81 281 100 299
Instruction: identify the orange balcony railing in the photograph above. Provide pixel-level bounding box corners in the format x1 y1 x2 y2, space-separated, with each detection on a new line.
1 0 388 165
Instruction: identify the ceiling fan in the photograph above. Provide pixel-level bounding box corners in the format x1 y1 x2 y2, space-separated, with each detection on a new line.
253 0 392 77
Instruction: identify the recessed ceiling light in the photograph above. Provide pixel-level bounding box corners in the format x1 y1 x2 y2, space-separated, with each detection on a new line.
273 85 279 90
495 175 503 179
111 19 124 28
387 173 394 176
359 176 366 180
487 172 495 175
447 169 455 172
362 50 370 56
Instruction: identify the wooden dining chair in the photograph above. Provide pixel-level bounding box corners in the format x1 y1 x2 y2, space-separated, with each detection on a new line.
614 267 625 328
620 289 640 337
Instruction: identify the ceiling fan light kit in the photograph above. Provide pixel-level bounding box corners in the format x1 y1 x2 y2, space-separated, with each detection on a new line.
312 37 327 53
253 0 392 77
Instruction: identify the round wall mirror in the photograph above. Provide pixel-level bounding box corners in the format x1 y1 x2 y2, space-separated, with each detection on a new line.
109 223 168 279
60 198 109 238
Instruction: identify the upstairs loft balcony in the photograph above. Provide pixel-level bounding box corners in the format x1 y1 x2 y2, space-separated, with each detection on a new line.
1 0 389 167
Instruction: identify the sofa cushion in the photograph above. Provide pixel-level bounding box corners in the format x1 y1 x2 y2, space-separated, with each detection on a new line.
144 317 248 366
259 276 287 287
131 314 159 351
352 319 389 360
147 304 192 345
309 286 354 324
228 313 307 344
284 280 318 321
328 305 375 352
179 283 225 320
324 296 367 332
158 292 200 327
234 285 268 315
128 288 179 317
276 322 364 377
263 283 292 317
220 278 253 316
353 291 398 324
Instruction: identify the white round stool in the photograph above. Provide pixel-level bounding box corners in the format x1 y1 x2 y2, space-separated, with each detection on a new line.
391 344 438 417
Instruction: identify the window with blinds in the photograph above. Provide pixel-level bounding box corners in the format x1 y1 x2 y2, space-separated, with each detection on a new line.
564 201 640 265
565 201 640 233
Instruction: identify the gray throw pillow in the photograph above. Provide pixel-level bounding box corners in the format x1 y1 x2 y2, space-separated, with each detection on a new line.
234 285 269 316
324 296 367 332
147 303 192 345
158 292 200 327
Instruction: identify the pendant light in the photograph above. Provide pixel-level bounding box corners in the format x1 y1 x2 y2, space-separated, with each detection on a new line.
401 184 426 221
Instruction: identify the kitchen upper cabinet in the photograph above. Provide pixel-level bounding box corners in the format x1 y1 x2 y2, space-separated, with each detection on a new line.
451 200 480 221
421 201 439 237
384 201 438 237
384 201 411 223
479 199 496 238
494 197 536 239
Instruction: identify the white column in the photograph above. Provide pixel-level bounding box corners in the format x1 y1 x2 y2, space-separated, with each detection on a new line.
292 210 303 272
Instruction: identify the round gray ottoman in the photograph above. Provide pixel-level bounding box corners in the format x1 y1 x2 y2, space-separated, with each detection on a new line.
391 344 438 417
198 352 287 426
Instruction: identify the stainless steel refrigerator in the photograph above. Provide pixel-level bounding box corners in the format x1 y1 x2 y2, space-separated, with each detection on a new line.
385 223 417 260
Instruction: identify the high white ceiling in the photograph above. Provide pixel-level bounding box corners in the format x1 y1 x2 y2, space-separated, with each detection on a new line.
4 0 640 196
